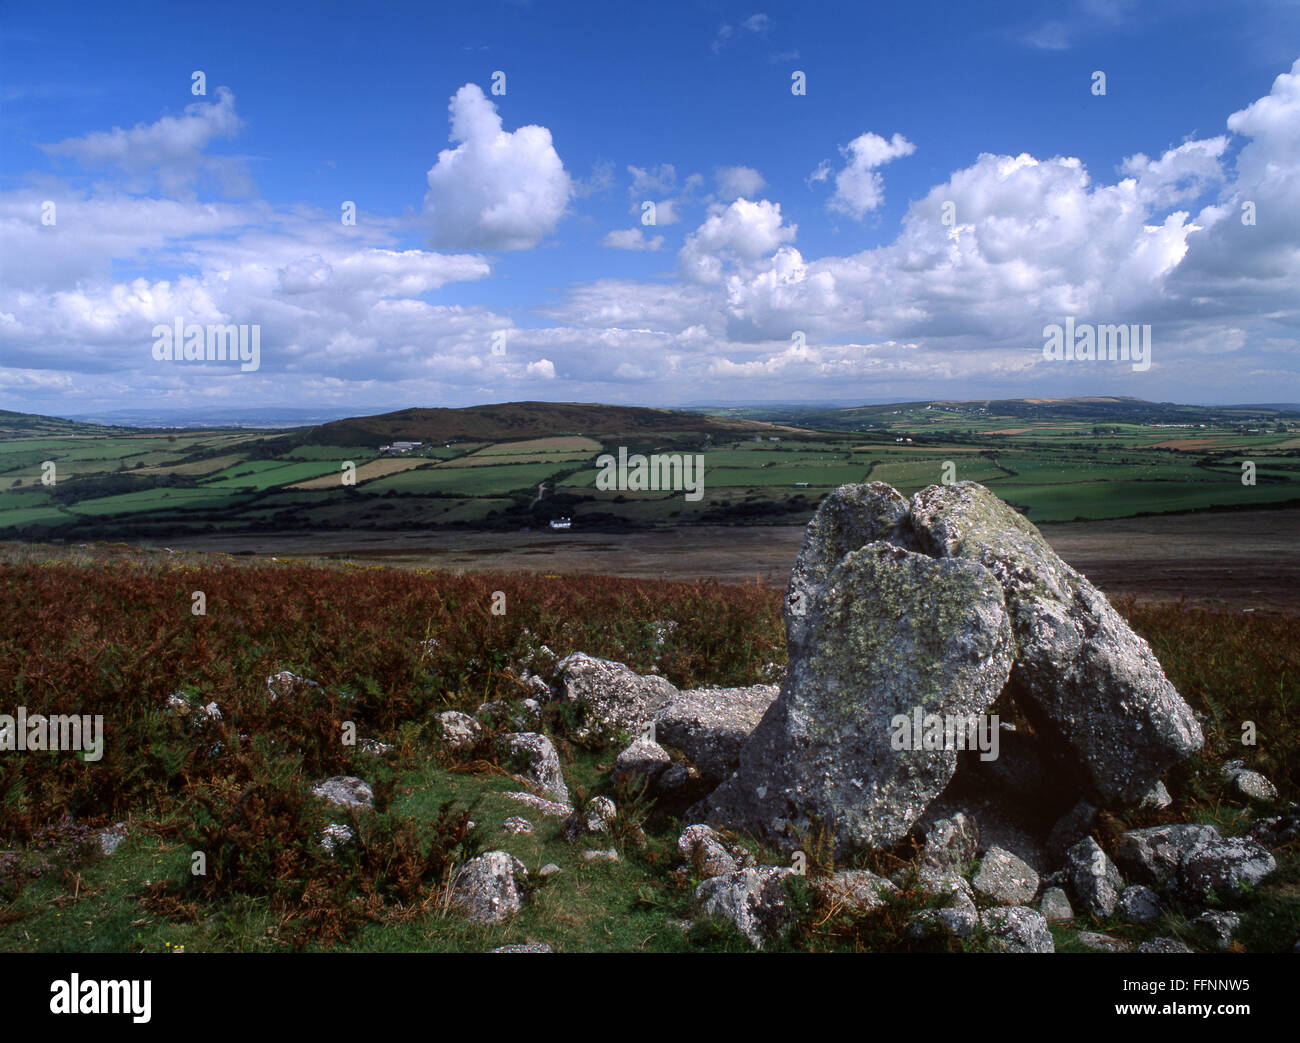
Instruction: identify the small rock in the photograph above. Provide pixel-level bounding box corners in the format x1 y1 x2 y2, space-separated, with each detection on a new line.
311 776 373 810
1076 930 1131 953
1046 800 1098 867
693 867 794 948
319 823 356 855
1177 834 1276 903
1039 887 1074 921
973 846 1040 906
489 942 552 953
500 732 569 803
1138 781 1173 810
502 816 533 836
266 670 320 702
356 737 392 756
1194 911 1241 951
1066 837 1123 918
677 824 740 879
502 791 572 817
538 863 563 878
907 902 979 941
923 812 980 875
583 848 620 863
1118 885 1162 924
1136 937 1194 953
612 736 672 785
981 907 1055 953
1114 823 1220 888
583 796 617 833
437 710 481 750
451 851 529 924
812 869 898 913
1232 770 1278 805
98 824 128 857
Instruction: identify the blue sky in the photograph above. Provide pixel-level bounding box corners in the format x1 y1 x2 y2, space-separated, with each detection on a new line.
1 0 1298 417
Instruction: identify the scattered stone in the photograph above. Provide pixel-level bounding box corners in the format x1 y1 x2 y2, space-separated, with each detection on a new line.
1194 911 1241 951
812 869 898 913
538 863 562 878
1136 937 1194 954
437 710 481 750
356 737 392 756
98 824 128 857
973 846 1040 906
693 867 794 949
1232 770 1279 805
450 851 528 925
265 670 320 702
489 942 552 953
502 816 533 836
319 823 356 855
1139 781 1173 810
1114 823 1220 889
701 540 1013 856
1076 930 1131 953
612 735 671 785
1066 837 1123 918
555 652 678 740
583 796 617 833
981 907 1055 953
653 685 779 782
502 791 572 818
311 776 373 810
909 482 1203 806
907 902 979 942
499 732 569 803
677 824 740 880
1177 834 1276 903
583 849 620 864
1118 884 1162 924
1039 887 1074 921
922 812 980 875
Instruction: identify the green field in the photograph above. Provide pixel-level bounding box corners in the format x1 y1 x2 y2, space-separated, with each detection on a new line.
0 399 1295 537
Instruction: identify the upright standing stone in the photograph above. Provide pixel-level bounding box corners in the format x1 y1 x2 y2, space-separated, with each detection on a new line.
700 541 1013 856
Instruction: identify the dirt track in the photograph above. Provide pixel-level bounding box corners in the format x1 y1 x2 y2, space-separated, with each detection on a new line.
162 507 1300 616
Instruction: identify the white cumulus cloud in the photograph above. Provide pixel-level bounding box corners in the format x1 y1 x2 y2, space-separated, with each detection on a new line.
424 84 572 250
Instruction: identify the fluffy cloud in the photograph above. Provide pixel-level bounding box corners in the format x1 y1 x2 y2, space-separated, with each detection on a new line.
424 84 572 250
42 87 250 198
715 165 766 199
817 131 916 219
602 228 664 251
679 198 797 283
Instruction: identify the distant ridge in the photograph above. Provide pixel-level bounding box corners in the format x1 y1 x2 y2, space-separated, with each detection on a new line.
304 401 800 445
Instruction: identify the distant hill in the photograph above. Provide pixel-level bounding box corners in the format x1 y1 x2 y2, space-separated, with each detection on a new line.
0 410 144 440
303 401 803 445
702 396 1300 431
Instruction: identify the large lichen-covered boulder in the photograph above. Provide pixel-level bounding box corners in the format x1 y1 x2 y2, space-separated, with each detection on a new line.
698 541 1013 856
783 482 913 657
909 482 1202 805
